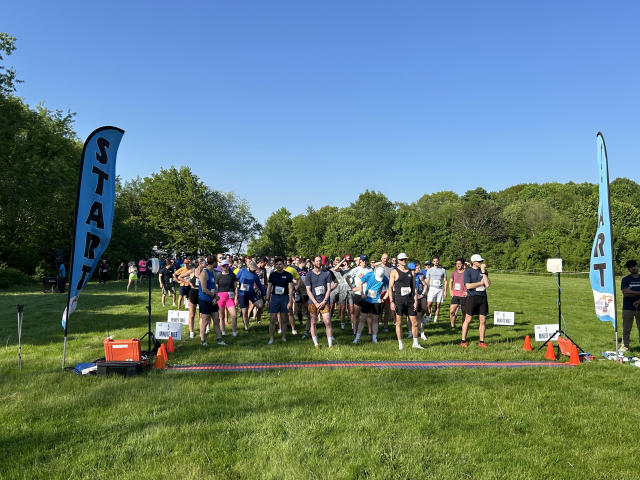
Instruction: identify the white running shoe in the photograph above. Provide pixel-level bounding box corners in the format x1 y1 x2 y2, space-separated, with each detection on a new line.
398 344 404 350
216 339 227 346
189 332 194 339
232 331 238 337
353 338 359 344
292 330 298 335
268 339 274 345
221 331 226 336
420 333 427 341
278 329 282 334
412 344 425 350
433 318 437 323
372 338 378 343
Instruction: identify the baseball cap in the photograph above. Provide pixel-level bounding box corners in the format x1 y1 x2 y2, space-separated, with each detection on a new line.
470 254 484 262
360 254 369 261
344 254 353 261
220 260 230 266
408 262 416 270
397 253 408 260
321 255 327 265
184 259 191 264
374 266 385 281
424 260 432 266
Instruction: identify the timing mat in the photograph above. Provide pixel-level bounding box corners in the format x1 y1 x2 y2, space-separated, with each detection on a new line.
168 360 573 372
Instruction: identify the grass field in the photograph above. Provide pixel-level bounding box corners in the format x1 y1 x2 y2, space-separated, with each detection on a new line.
1 273 639 479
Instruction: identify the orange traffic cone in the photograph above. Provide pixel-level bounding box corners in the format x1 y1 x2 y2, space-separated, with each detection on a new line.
153 351 166 369
523 335 532 351
545 341 556 361
167 335 175 353
160 344 168 361
569 344 580 366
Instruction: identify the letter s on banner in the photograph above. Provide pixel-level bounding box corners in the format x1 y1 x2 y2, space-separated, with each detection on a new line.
62 127 124 328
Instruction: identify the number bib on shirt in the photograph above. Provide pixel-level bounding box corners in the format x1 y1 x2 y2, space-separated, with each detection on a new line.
368 289 377 299
476 286 485 292
431 279 441 287
400 287 412 296
315 286 325 296
240 283 249 292
228 291 234 298
275 286 285 295
454 283 461 291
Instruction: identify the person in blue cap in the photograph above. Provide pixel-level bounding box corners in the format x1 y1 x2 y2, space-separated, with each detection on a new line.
353 266 388 344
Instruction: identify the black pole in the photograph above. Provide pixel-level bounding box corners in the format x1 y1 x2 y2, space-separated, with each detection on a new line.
17 305 23 370
557 247 562 357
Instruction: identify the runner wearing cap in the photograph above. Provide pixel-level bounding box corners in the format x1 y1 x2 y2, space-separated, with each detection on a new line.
420 260 431 322
216 259 238 336
284 262 301 335
353 266 389 344
235 261 266 334
449 257 467 330
304 255 334 349
388 253 424 350
265 257 294 344
347 254 373 334
425 256 447 323
461 254 491 347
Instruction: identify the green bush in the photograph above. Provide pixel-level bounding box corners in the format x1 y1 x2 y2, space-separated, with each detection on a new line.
0 262 37 289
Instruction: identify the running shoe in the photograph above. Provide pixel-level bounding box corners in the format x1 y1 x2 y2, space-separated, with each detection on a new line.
244 329 250 334
372 338 378 343
420 333 428 341
201 341 209 347
278 329 282 334
282 338 287 342
478 342 487 348
216 339 227 346
398 344 404 350
353 338 359 344
189 332 194 339
301 333 308 340
382 328 389 333
292 330 298 335
268 339 274 345
432 319 437 323
620 346 629 352
315 344 320 349
341 324 345 330
460 341 468 347
412 344 425 350
328 345 333 350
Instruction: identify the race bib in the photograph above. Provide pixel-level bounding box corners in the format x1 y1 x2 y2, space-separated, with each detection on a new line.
228 292 235 299
400 287 412 296
432 279 441 287
368 289 377 299
275 286 285 295
240 283 249 291
315 286 325 296
195 278 200 287
476 286 485 292
454 283 461 291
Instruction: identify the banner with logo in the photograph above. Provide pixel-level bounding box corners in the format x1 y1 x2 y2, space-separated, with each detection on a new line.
589 132 617 327
62 127 125 329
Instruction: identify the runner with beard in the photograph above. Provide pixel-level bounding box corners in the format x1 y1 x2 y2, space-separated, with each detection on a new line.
425 256 447 323
376 253 394 332
461 254 491 347
353 266 388 344
305 255 334 349
388 253 424 350
265 257 294 344
294 258 308 334
449 257 467 330
332 255 354 332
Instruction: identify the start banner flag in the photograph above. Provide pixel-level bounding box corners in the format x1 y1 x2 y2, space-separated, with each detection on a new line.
62 127 125 329
589 133 616 327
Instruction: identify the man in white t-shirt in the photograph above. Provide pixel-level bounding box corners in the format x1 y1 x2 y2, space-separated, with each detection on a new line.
347 254 373 335
425 256 447 323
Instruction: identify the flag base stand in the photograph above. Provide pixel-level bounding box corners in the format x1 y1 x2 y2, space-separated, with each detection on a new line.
140 263 160 358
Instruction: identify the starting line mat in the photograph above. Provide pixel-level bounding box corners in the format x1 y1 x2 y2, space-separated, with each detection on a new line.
168 360 574 372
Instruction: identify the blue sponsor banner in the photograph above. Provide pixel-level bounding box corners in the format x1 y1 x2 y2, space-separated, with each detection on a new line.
62 127 124 328
589 133 616 327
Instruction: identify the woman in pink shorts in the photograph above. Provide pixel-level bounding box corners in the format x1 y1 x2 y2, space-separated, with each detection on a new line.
216 260 239 335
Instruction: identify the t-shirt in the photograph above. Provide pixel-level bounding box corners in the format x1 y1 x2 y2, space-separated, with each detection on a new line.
621 274 640 310
216 271 237 293
99 263 109 273
236 268 266 296
415 270 426 295
426 267 447 290
361 271 389 303
269 270 294 296
59 264 66 278
159 266 175 287
305 269 333 304
464 268 488 297
451 270 467 297
347 266 372 297
285 266 301 281
138 260 146 272
174 266 192 287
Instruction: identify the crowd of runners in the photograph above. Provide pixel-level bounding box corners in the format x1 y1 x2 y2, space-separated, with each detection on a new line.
120 252 491 350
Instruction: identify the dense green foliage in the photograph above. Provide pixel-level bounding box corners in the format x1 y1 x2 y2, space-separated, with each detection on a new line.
249 181 640 271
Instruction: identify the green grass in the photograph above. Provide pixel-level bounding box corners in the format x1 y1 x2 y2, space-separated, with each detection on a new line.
1 274 639 479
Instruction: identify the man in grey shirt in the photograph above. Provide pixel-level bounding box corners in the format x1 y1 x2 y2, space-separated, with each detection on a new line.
425 256 448 323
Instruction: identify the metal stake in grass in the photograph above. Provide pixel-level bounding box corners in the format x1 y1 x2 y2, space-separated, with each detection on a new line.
17 305 23 370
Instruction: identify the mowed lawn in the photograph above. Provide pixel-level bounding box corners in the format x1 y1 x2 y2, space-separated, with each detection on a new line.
1 274 639 480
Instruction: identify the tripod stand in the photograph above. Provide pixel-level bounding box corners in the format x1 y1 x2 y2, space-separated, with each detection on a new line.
538 248 583 356
140 254 159 357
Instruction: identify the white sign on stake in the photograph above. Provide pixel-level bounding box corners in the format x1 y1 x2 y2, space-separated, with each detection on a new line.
155 322 182 340
167 310 189 325
493 311 515 326
534 324 560 342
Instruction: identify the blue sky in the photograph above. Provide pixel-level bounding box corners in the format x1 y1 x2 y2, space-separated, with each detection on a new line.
4 1 639 222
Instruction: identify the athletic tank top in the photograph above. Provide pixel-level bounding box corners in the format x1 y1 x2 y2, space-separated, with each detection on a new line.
198 269 216 301
394 269 414 299
217 272 236 292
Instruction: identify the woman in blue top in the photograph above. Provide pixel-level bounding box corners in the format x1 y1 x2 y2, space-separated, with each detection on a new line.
198 256 225 347
353 266 389 344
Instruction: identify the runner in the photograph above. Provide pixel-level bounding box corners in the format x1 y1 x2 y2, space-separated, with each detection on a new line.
412 262 428 341
126 260 138 293
265 257 294 344
425 256 447 323
98 260 110 284
174 259 192 309
235 261 266 334
305 255 334 349
388 253 423 350
377 253 395 332
198 255 224 346
620 259 640 352
347 255 372 335
461 254 491 347
158 259 176 307
138 258 148 284
117 261 125 280
448 257 467 330
216 259 238 336
353 266 388 344
284 262 301 335
332 255 354 332
178 256 206 338
294 258 308 334
249 257 268 324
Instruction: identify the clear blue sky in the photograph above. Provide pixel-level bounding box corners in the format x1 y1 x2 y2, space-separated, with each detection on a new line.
4 1 639 222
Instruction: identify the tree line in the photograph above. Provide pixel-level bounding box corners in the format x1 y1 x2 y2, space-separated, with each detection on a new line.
248 180 640 272
0 33 260 280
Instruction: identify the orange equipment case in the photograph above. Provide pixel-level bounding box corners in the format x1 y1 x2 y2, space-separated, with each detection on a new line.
103 338 142 362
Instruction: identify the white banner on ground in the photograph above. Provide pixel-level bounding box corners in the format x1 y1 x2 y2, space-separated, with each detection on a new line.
534 324 560 342
155 322 182 340
493 311 515 326
167 310 189 325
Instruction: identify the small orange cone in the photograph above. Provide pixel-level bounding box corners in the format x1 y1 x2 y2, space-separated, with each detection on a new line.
523 335 532 351
167 335 175 353
160 344 168 361
569 344 580 366
545 342 556 361
153 352 166 369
